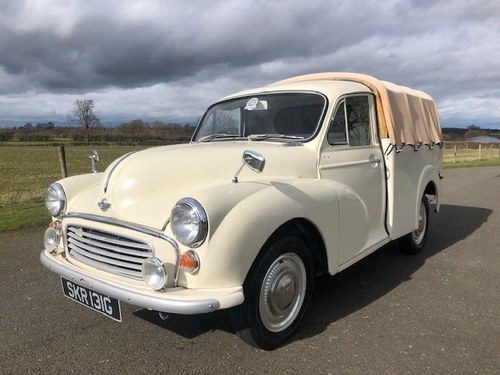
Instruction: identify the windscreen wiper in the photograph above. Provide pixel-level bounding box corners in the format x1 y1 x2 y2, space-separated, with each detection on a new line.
247 134 305 141
198 133 244 142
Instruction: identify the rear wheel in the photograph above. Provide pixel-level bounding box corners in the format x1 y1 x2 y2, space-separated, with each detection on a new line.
399 195 429 254
231 236 314 350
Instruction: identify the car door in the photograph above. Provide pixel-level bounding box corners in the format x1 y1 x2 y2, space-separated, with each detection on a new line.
319 94 388 266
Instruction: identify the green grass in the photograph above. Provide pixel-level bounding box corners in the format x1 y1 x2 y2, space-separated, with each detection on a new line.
0 145 143 231
443 158 500 169
443 147 500 164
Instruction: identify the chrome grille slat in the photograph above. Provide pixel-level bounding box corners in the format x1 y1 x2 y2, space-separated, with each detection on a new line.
67 241 144 270
67 232 150 258
66 226 153 279
68 227 151 250
69 251 140 278
68 245 142 271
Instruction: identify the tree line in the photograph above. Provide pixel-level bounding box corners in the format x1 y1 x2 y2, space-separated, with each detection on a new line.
442 125 500 141
0 120 196 144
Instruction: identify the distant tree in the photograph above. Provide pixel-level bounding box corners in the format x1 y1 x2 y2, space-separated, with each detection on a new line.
466 124 481 130
464 126 488 140
118 119 149 139
68 99 101 144
150 120 165 139
442 133 452 142
0 129 13 142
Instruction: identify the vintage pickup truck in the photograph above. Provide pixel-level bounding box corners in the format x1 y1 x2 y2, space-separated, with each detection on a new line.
41 72 443 349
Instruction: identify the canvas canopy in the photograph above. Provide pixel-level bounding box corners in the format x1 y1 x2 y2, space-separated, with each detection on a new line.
271 73 443 147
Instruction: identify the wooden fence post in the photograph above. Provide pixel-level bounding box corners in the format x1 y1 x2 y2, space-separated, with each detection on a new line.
478 144 482 160
453 145 457 164
58 145 68 178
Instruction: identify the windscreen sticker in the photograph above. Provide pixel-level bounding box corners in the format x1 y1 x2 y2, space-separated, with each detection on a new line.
244 97 259 110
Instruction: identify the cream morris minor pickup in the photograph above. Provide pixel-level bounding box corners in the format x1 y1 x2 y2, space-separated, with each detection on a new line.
41 73 443 349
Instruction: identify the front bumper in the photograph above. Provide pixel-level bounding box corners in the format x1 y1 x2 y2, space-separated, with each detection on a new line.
41 250 244 315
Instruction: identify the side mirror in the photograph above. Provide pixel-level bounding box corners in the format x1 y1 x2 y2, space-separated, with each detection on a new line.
243 150 266 173
232 150 266 183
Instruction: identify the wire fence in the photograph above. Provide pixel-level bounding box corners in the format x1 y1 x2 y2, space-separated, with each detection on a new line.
443 142 500 163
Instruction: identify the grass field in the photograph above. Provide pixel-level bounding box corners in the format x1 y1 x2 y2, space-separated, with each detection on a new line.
0 145 142 231
1 144 499 231
443 144 500 164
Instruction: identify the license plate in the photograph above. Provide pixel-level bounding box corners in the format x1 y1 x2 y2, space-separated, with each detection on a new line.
61 277 122 322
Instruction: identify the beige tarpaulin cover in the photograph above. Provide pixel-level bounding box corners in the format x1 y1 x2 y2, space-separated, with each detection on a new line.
271 73 443 147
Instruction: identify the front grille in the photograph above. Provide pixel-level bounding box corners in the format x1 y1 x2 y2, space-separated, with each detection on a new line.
66 226 153 279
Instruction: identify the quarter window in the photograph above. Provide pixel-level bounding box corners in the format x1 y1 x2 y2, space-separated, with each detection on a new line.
328 100 347 145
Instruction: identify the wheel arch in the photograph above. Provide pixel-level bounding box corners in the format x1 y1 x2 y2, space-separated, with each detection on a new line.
247 218 329 284
424 180 439 211
415 165 441 227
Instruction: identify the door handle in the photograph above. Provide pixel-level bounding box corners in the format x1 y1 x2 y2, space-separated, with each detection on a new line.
369 156 381 168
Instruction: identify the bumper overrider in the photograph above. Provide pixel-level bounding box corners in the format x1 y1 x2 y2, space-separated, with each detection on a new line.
40 214 244 315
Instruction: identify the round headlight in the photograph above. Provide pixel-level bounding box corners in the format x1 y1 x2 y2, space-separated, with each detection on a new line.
171 198 208 248
45 183 66 217
44 227 60 253
142 258 168 291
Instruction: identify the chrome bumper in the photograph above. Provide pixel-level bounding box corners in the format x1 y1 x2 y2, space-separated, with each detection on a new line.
41 251 244 315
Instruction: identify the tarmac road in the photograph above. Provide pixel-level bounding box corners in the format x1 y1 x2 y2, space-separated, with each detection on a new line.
1 167 499 374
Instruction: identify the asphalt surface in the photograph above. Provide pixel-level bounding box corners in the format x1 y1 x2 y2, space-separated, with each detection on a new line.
1 167 499 374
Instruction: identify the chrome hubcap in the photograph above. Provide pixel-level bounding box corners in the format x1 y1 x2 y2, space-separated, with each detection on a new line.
259 253 306 332
412 201 427 245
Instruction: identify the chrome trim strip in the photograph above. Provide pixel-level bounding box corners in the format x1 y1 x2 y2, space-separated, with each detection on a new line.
63 213 182 286
103 152 137 193
318 159 377 170
40 251 225 314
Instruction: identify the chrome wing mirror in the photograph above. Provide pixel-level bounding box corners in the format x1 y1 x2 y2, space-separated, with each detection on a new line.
232 150 266 183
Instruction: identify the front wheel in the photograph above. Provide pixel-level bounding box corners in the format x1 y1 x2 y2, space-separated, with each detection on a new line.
399 195 429 254
231 236 314 350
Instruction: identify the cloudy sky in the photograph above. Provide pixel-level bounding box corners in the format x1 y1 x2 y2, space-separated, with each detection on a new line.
0 0 499 128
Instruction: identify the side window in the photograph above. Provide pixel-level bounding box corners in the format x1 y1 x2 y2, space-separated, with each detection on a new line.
346 96 371 146
327 100 348 145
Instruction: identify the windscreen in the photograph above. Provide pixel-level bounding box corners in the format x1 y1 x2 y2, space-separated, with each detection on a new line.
193 92 326 142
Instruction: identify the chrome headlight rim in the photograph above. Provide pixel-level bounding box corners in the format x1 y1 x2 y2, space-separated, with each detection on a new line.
44 227 61 253
171 197 208 248
45 183 67 217
142 257 168 291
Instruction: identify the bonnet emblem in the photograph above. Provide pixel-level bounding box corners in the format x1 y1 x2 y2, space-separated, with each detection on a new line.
98 198 111 212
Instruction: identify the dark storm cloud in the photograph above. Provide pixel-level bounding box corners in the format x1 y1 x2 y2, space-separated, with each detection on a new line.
0 0 499 126
0 0 396 91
